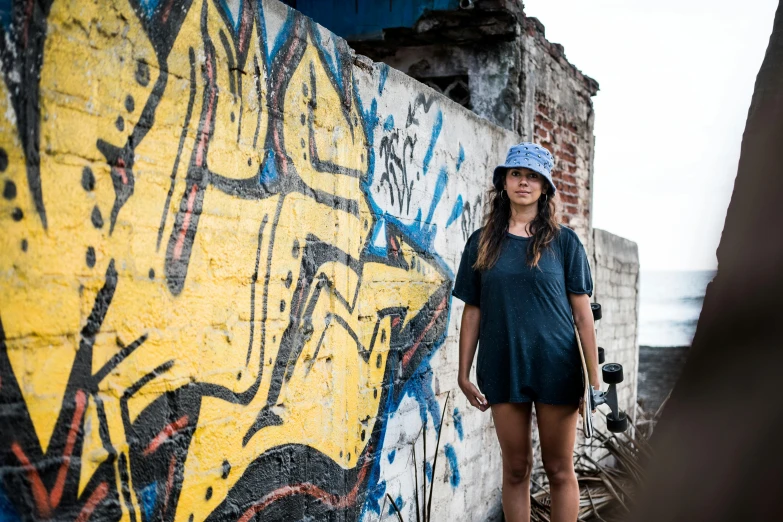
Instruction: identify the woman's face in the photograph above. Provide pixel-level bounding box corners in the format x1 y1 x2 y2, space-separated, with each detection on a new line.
504 168 547 206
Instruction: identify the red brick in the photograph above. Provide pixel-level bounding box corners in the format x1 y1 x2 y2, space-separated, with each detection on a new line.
541 119 554 131
559 193 578 205
535 126 548 139
560 151 577 163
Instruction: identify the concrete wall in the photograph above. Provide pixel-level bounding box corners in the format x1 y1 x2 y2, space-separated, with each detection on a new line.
0 0 516 520
591 228 641 425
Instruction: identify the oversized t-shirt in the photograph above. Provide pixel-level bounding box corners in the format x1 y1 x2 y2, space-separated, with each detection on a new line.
452 226 593 405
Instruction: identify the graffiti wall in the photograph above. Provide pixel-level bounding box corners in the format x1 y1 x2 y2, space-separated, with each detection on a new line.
0 0 516 520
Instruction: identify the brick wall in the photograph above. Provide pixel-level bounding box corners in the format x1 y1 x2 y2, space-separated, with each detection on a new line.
523 16 599 245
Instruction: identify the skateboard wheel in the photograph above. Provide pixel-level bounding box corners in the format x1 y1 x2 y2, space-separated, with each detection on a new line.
598 347 605 365
591 303 602 321
602 363 624 384
606 411 628 433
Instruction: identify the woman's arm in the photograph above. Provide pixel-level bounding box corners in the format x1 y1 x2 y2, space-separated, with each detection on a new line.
457 304 488 411
569 293 600 389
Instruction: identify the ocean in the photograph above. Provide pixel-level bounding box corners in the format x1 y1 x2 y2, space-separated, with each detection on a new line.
638 270 717 348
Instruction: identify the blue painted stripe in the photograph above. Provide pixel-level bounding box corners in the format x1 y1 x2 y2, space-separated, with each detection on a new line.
137 0 161 18
268 8 296 64
453 407 464 440
217 0 244 32
457 144 465 171
139 482 159 521
446 195 463 228
425 166 448 225
0 486 21 522
445 443 461 487
388 495 404 515
378 64 389 94
422 110 443 177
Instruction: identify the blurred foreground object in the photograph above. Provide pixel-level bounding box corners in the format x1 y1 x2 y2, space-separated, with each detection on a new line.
631 2 783 521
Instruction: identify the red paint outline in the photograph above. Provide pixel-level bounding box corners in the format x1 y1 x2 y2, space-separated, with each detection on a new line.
74 482 109 522
237 459 371 522
402 296 447 369
11 389 87 518
143 415 189 457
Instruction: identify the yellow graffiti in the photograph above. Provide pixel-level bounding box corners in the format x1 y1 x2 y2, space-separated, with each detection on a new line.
0 0 447 519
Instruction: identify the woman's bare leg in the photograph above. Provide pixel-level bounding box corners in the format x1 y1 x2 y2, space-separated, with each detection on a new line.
491 402 534 522
535 403 580 522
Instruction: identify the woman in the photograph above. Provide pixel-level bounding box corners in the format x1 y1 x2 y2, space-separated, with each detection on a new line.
452 143 600 522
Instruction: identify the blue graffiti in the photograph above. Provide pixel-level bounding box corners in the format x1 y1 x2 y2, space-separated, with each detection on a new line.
422 111 443 177
0 0 11 31
0 487 21 522
379 64 390 95
259 6 296 65
259 149 279 186
413 364 442 429
216 0 244 32
365 478 388 514
311 25 348 96
446 195 464 228
444 444 461 487
356 71 458 519
425 461 433 482
139 483 159 520
457 144 465 171
424 166 449 224
136 0 161 18
388 495 405 516
453 408 464 441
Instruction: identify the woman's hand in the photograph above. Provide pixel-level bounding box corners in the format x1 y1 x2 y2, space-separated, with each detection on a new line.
578 386 598 417
459 377 489 412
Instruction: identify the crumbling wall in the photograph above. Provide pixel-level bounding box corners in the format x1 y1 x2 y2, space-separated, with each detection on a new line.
522 17 599 246
351 15 598 244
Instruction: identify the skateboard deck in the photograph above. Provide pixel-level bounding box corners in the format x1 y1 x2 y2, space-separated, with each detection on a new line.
575 325 594 438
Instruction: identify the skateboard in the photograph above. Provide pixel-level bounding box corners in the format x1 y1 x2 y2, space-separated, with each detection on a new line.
576 303 629 438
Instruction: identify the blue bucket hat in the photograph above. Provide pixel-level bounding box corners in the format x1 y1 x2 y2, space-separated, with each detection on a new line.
493 142 556 195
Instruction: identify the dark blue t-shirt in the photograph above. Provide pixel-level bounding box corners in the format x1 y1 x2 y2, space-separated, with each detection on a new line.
452 226 593 405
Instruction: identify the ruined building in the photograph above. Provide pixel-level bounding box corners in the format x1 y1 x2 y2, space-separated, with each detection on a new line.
291 0 600 239
0 0 638 520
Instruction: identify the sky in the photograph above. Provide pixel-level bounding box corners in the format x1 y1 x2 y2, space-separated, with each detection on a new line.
522 0 778 271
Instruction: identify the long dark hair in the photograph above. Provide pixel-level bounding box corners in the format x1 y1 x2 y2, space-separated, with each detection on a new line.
473 185 560 270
